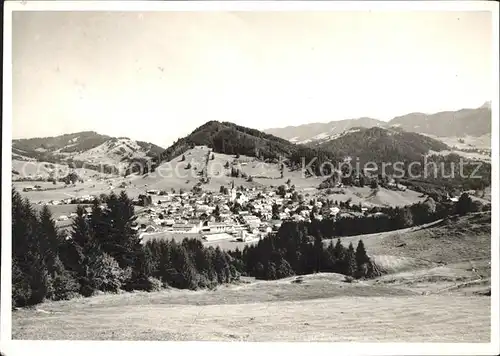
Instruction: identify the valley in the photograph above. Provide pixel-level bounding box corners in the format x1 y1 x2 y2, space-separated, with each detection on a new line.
11 116 492 342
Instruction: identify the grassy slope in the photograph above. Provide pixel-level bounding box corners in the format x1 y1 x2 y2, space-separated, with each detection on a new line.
325 212 491 295
12 212 491 341
13 274 489 341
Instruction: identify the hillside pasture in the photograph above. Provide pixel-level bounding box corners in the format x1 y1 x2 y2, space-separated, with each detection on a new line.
130 146 324 194
426 134 492 150
12 272 490 341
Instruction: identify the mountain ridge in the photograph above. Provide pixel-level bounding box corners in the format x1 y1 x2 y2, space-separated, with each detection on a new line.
264 104 491 144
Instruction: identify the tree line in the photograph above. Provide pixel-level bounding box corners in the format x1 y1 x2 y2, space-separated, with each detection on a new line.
231 221 380 280
286 194 486 238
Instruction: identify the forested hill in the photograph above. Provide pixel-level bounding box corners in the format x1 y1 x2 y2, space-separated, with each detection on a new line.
314 127 450 164
159 121 342 175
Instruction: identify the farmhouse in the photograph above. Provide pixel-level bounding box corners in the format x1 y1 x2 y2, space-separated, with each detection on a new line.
172 223 201 233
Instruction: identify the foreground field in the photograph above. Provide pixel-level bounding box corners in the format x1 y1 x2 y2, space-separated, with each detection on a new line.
12 209 491 341
13 273 490 341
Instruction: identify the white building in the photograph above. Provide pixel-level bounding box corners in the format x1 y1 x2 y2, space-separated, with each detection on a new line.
203 233 233 242
201 222 235 234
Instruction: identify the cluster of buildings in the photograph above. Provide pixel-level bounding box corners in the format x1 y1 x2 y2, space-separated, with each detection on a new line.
132 186 273 244
131 182 354 246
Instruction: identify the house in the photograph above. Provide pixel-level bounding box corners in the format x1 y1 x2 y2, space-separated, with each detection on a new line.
236 192 249 205
330 207 340 216
235 230 257 242
278 212 288 220
162 219 175 227
242 215 261 229
201 222 235 234
172 223 201 233
153 218 163 225
144 225 157 233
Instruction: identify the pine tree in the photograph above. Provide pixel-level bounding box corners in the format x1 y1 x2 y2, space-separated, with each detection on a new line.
333 238 346 273
214 247 229 284
456 193 473 215
72 205 91 249
344 243 357 277
313 234 323 273
12 190 52 306
214 205 221 221
355 240 371 278
355 240 370 268
174 246 198 289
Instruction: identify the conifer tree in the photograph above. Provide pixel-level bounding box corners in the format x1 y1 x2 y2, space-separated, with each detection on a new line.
345 242 357 277
333 238 346 273
72 205 92 249
355 240 370 269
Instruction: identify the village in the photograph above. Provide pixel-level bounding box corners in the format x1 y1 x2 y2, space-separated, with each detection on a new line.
31 173 367 249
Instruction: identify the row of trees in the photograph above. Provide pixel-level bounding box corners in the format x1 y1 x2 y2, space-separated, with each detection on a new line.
231 221 379 280
269 194 485 238
12 190 238 308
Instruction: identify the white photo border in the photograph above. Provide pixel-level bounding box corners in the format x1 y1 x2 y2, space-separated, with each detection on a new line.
1 1 499 356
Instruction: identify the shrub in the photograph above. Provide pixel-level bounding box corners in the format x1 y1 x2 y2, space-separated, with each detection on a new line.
344 275 354 283
84 252 130 294
49 257 81 301
126 276 163 292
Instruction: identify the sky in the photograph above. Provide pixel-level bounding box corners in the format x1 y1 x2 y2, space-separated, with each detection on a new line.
12 10 494 148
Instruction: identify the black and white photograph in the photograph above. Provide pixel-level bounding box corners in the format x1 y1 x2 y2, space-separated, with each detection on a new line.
1 1 499 354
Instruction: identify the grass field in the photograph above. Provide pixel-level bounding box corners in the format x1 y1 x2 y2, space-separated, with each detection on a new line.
12 273 490 341
12 212 491 341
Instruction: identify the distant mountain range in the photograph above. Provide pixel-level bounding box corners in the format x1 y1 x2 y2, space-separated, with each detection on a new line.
13 115 462 179
264 103 491 144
